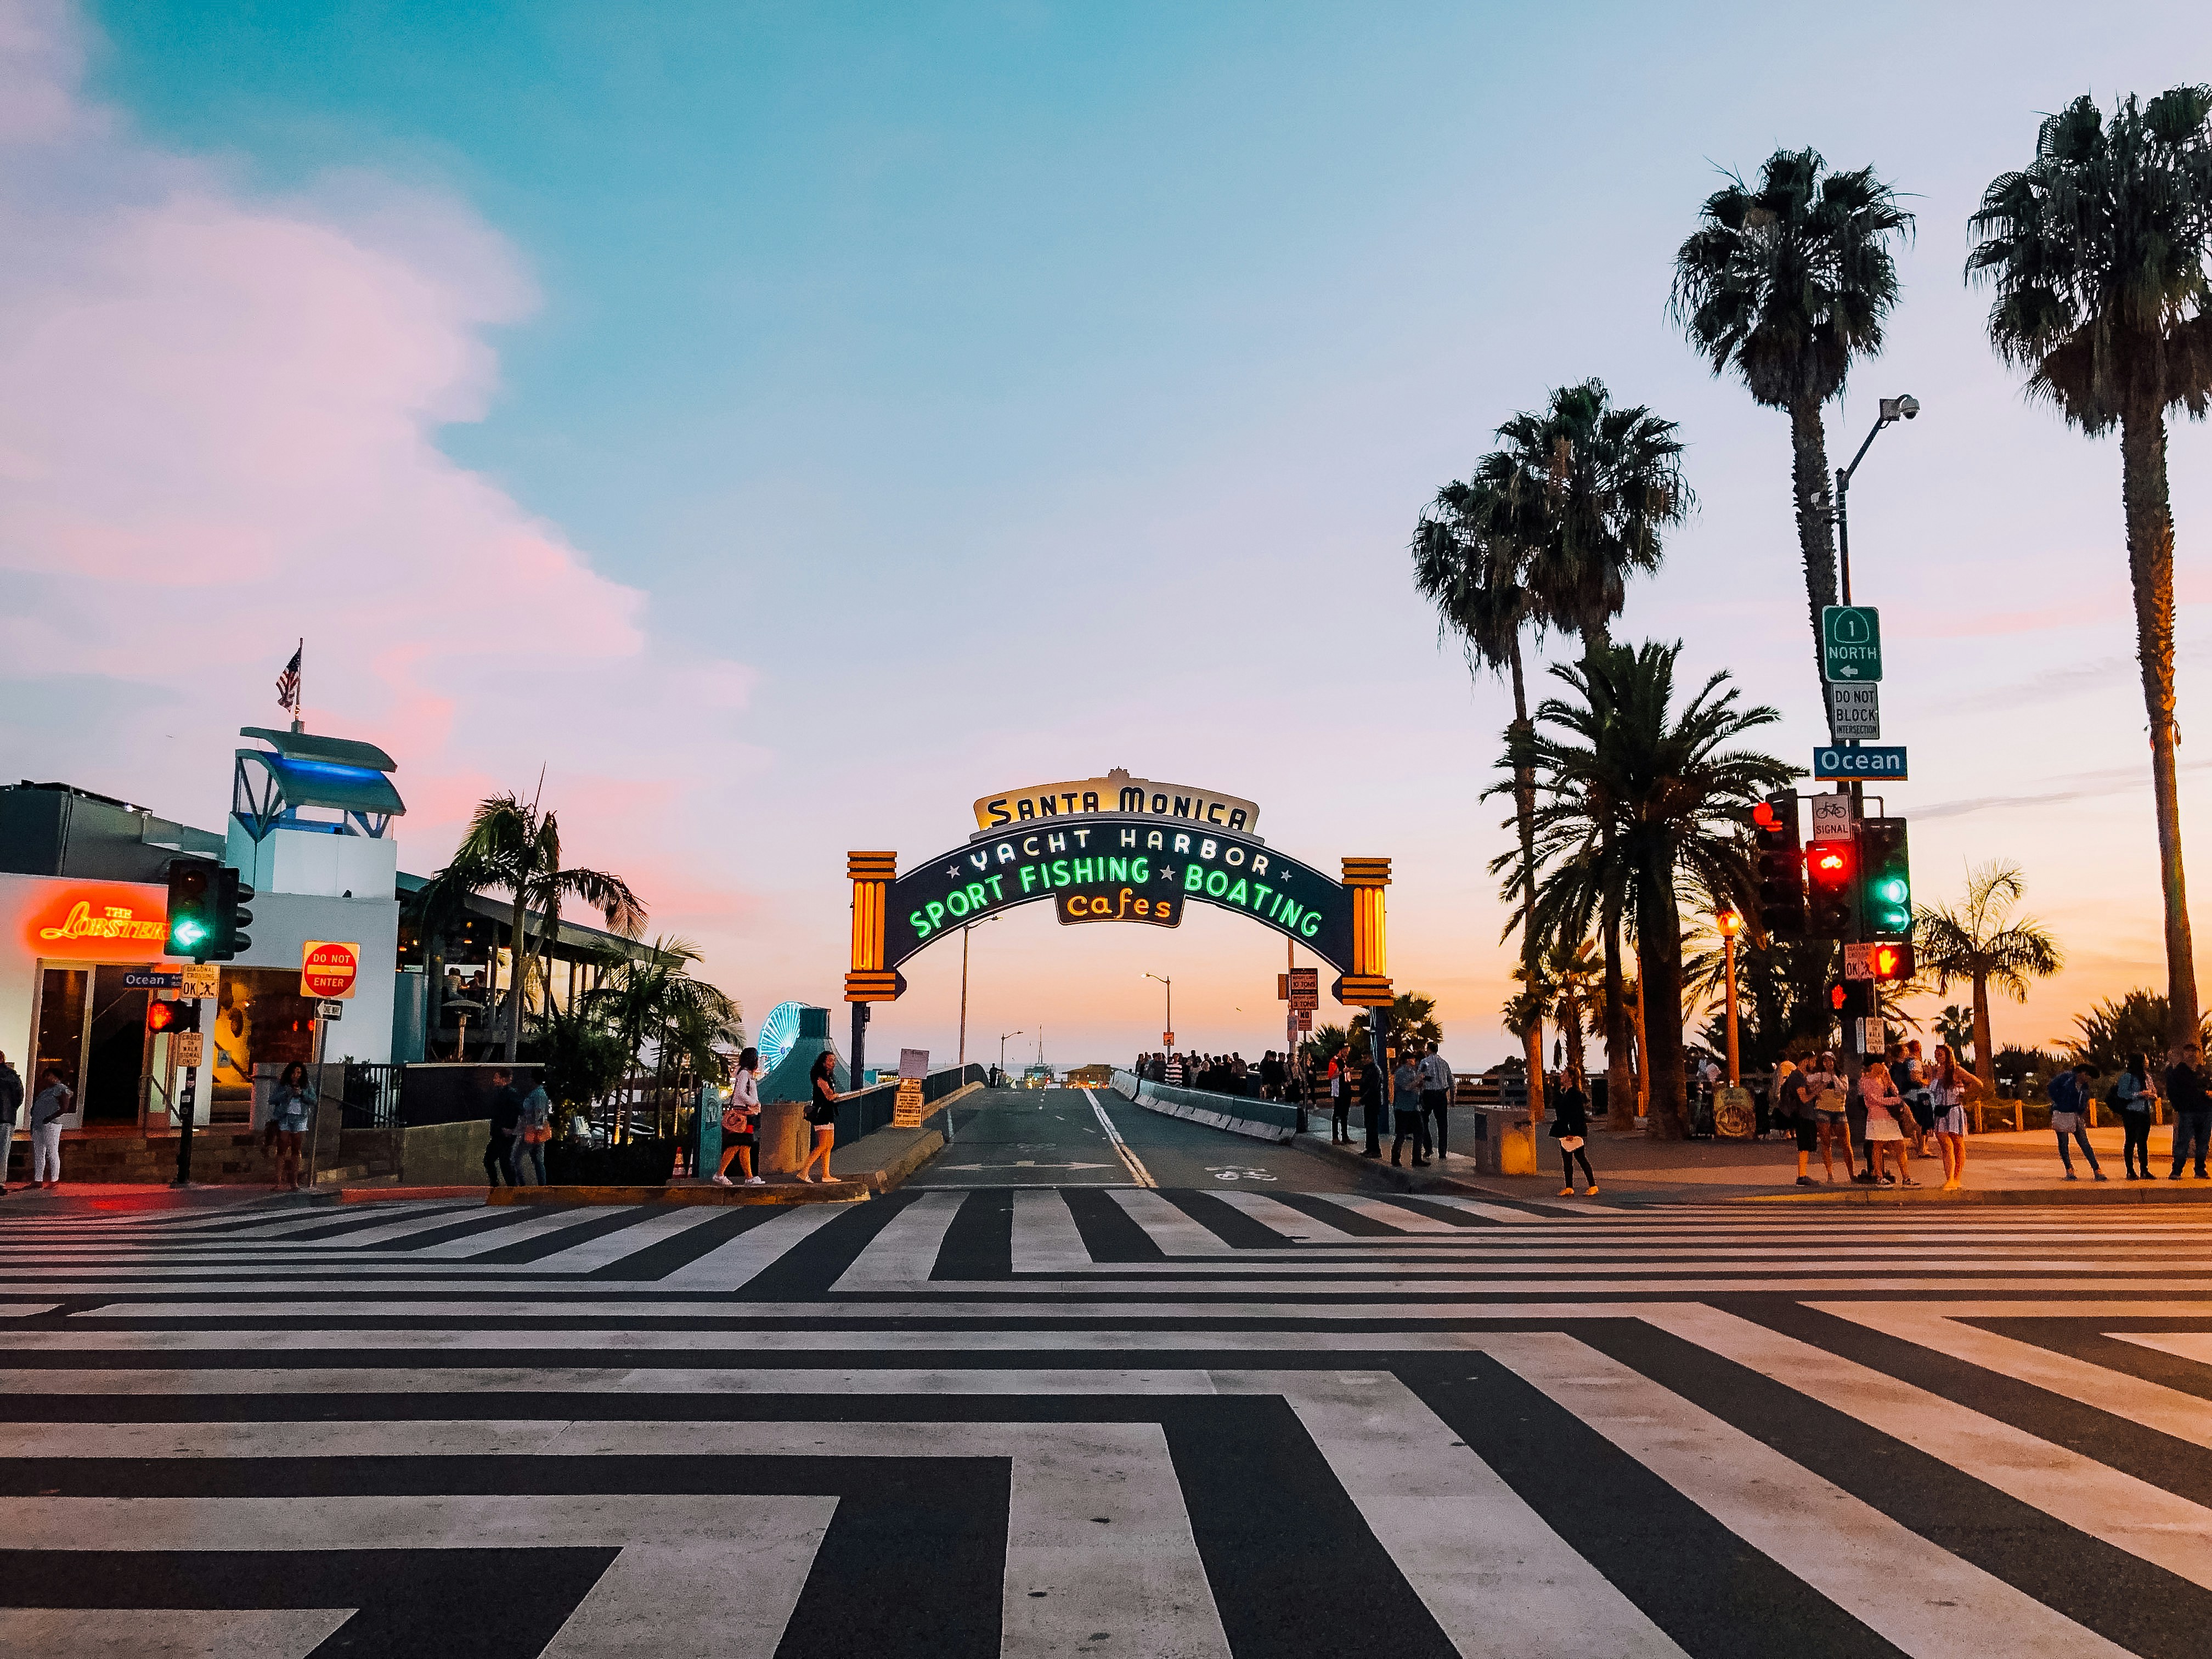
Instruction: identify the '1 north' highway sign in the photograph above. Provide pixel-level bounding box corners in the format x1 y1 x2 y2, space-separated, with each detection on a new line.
1814 745 1907 781
1822 606 1882 682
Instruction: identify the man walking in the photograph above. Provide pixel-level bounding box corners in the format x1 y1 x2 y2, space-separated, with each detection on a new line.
0 1049 21 1193
2165 1043 2211 1180
1390 1050 1428 1167
483 1068 525 1187
1418 1041 1453 1160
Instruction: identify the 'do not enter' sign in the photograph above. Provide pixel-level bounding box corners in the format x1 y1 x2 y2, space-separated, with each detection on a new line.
301 939 362 1000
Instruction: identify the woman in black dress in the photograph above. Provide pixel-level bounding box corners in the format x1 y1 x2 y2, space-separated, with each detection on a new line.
798 1051 840 1184
1550 1071 1598 1197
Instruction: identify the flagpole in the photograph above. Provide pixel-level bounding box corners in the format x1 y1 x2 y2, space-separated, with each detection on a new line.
291 637 304 733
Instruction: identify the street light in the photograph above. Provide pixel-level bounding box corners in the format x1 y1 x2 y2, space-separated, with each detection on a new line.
1832 393 1920 607
1144 972 1172 1047
1716 909 1745 1085
998 1030 1023 1082
956 913 1002 1071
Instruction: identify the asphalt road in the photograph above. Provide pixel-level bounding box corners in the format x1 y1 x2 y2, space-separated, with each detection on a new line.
912 1084 1393 1191
5 1105 2210 1658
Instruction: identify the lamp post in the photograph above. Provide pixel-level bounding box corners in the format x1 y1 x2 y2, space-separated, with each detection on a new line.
1144 972 1172 1048
1832 393 1918 609
1716 909 1745 1086
956 914 1001 1073
998 1030 1023 1084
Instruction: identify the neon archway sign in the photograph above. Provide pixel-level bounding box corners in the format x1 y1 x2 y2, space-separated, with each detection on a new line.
844 770 1392 1011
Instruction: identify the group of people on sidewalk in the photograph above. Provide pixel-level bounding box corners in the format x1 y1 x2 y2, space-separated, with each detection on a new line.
1314 1042 1458 1168
0 1048 71 1193
2041 1043 2211 1181
1769 1042 1980 1190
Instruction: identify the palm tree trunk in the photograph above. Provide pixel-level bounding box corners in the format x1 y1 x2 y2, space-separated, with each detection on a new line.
1790 397 1840 703
1969 972 1996 1095
1507 638 1547 1125
505 892 528 1063
2121 407 2200 1052
1630 977 1647 1114
1602 905 1635 1130
1636 855 1689 1139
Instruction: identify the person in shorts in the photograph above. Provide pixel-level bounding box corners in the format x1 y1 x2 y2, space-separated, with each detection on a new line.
1929 1043 1970 1190
1801 1052 1851 1184
712 1047 764 1186
1778 1056 1821 1186
1860 1042 1916 1187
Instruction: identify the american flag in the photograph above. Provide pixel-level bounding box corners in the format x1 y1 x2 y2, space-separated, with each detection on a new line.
275 644 302 713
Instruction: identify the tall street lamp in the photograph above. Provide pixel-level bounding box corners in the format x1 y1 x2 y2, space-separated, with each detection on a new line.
957 914 1002 1072
998 1030 1023 1082
1716 909 1745 1086
1144 972 1172 1047
1832 393 1918 608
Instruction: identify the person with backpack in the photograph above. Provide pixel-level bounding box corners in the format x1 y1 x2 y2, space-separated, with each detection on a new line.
2047 1062 2106 1181
515 1076 553 1186
2114 1052 2158 1180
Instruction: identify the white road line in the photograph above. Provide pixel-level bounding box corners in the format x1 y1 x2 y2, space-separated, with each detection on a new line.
1084 1089 1155 1187
0 1494 833 1659
1385 1193 1554 1224
1485 1330 2132 1658
1102 1190 1240 1256
653 1206 847 1290
1811 1302 2212 1451
1206 1190 1341 1242
1228 1368 1686 1657
521 1206 728 1273
1301 1193 1462 1233
1011 1189 1096 1272
1637 1305 2212 1593
832 1192 968 1290
0 1609 355 1659
2111 1331 2212 1366
407 1208 606 1260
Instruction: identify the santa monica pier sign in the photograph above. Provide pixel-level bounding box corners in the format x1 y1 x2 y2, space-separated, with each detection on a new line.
845 769 1392 1010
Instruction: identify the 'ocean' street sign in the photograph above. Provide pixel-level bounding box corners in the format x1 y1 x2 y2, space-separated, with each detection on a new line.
1813 746 1907 781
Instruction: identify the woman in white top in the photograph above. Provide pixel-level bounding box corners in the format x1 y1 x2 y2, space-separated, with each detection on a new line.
1929 1043 1969 1190
711 1047 765 1186
1860 1045 1917 1187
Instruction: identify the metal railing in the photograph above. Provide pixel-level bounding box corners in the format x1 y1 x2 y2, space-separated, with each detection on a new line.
338 1062 405 1130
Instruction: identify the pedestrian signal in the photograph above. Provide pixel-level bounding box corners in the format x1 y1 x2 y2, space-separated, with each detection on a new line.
1860 817 1911 938
1805 840 1857 939
1751 794 1805 938
165 860 216 958
1867 941 1915 981
1827 979 1872 1021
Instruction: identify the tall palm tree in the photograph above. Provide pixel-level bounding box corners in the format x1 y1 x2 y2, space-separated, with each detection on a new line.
1544 935 1604 1084
1514 643 1795 1137
1414 482 1550 1116
1914 862 2064 1092
454 792 648 1062
1672 149 1912 693
1968 87 2212 1051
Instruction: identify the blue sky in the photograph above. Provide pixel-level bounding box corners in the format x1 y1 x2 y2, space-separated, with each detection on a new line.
14 0 2211 1065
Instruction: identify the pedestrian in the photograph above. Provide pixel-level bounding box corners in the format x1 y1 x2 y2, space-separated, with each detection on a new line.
30 1066 71 1189
1165 1052 1184 1087
1929 1043 1970 1191
1800 1052 1850 1183
483 1066 524 1187
1860 1043 1917 1187
0 1048 21 1194
2114 1051 2158 1181
268 1062 317 1190
713 1047 765 1186
1358 1048 1385 1159
515 1075 553 1186
2046 1062 2106 1181
1900 1040 1936 1156
2164 1042 2210 1180
1390 1050 1427 1167
1329 1051 1351 1143
1550 1070 1598 1196
1418 1041 1453 1160
797 1050 840 1184
1776 1056 1820 1187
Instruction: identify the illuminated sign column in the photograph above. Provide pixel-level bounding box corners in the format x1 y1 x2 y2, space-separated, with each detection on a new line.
844 851 900 1002
1335 858 1393 1008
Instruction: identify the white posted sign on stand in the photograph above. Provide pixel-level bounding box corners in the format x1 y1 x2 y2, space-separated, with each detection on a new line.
1827 682 1881 739
1809 792 1855 842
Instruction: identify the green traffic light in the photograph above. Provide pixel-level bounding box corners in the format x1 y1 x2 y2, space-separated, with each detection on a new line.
172 919 207 946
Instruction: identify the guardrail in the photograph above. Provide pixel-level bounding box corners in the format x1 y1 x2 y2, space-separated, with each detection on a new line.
1111 1070 1301 1143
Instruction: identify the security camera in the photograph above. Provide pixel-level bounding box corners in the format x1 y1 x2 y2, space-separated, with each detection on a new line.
1880 394 1920 422
1897 394 1919 419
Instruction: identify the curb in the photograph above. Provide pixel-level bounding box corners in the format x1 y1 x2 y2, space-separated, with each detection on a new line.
1739 1181 2212 1206
488 1181 871 1207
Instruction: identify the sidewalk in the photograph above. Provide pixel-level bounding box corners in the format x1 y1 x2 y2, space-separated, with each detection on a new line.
483 1121 947 1207
0 1182 298 1216
1298 1120 2212 1206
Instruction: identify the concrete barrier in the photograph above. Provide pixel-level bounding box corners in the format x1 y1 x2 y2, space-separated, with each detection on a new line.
1110 1070 1299 1143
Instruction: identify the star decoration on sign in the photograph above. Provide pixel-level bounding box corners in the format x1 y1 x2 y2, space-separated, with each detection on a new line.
947 865 963 878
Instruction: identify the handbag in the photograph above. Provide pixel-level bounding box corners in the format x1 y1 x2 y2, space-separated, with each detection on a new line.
523 1124 551 1144
720 1105 750 1133
805 1097 838 1126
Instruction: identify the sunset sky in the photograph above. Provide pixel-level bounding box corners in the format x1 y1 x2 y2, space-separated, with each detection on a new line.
4 0 2210 1071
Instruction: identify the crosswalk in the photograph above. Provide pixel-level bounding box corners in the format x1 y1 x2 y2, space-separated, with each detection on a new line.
4 1191 2212 1656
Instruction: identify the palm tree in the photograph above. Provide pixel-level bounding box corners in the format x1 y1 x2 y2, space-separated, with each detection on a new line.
583 935 741 1077
1352 992 1442 1061
1672 149 1912 692
453 792 647 1061
1415 484 1551 1117
1968 88 2212 1051
1544 936 1603 1084
1933 1005 1977 1060
1300 1023 1352 1070
1514 642 1795 1137
1914 862 2064 1092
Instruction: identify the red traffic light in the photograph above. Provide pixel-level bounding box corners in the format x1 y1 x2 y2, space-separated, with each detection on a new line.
1752 800 1779 829
1808 843 1853 882
1829 982 1848 1012
1869 942 1915 981
147 1000 182 1033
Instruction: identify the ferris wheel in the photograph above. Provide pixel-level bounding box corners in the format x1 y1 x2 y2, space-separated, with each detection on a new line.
756 1001 805 1075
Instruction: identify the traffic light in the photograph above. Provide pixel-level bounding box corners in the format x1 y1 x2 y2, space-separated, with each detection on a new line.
1867 940 1915 981
1828 978 1872 1022
1752 794 1805 937
165 860 216 958
210 867 255 961
1805 839 1858 939
146 997 201 1034
1860 817 1912 938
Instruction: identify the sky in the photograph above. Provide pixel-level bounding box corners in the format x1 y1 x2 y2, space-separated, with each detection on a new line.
3 0 2211 1071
